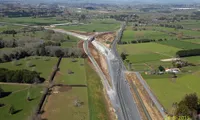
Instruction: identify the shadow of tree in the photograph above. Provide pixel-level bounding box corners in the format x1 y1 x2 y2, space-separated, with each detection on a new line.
0 92 12 98
13 109 23 114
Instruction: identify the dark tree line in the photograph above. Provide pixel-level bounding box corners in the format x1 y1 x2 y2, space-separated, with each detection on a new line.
176 49 200 57
0 68 43 83
0 38 60 49
160 24 183 29
0 45 85 63
110 14 139 22
2 30 17 35
120 38 167 45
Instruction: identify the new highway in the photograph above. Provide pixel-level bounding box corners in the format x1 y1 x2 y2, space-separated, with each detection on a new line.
47 26 142 120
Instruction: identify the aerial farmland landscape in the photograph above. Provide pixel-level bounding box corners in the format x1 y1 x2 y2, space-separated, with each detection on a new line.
0 0 200 120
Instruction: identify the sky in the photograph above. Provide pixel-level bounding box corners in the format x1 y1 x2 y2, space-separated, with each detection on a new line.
22 0 200 4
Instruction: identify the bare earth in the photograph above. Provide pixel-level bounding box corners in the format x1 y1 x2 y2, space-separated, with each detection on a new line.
95 32 116 48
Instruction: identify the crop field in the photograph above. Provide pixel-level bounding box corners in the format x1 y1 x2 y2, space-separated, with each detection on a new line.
0 17 68 25
185 39 200 44
55 58 87 85
179 29 200 37
122 29 176 42
126 53 168 63
56 19 120 32
154 26 200 38
42 87 89 120
118 43 180 56
157 40 200 49
0 56 57 80
183 56 200 64
118 43 180 71
153 27 177 33
0 84 43 120
143 72 200 111
121 28 200 112
164 20 200 29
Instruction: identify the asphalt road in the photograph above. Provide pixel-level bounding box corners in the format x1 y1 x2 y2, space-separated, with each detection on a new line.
47 26 142 120
110 23 142 120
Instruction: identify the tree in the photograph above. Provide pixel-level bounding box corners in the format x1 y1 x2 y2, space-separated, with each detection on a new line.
176 101 191 117
0 86 3 98
67 36 70 40
183 93 198 110
158 65 165 72
80 14 86 21
27 86 31 101
9 105 15 115
175 93 199 118
120 52 127 61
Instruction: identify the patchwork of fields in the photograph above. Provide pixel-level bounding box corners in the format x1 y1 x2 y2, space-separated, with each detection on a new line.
57 19 120 32
120 25 200 113
0 17 68 25
157 40 200 49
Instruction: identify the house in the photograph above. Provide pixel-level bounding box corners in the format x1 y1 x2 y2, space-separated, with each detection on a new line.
165 68 180 73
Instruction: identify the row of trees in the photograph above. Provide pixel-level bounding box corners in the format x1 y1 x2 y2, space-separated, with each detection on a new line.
2 30 17 35
176 49 200 57
0 45 85 63
120 38 167 44
0 68 43 83
160 24 183 29
0 38 61 48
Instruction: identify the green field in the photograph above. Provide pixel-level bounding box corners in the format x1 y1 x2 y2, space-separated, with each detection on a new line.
118 43 180 56
57 19 120 32
0 25 23 32
0 56 57 80
185 39 200 44
163 20 200 29
61 35 80 48
0 17 68 25
42 87 89 120
126 53 169 63
118 43 180 71
143 72 200 111
183 56 200 64
157 40 200 49
85 62 109 120
122 28 176 42
55 58 87 85
0 84 43 120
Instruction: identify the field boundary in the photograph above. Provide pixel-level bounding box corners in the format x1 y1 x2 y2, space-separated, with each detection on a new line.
31 56 63 120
